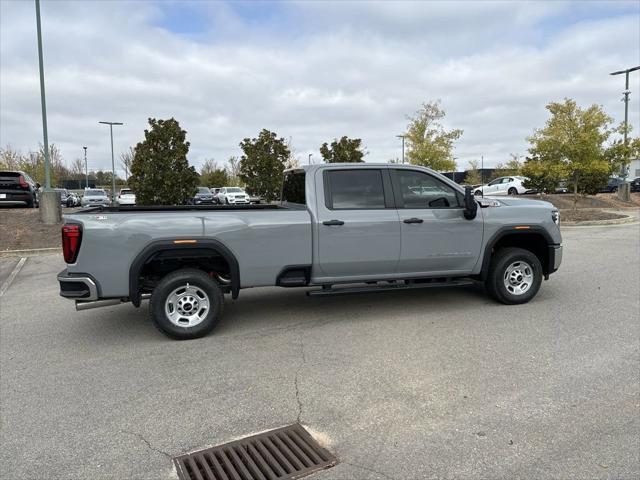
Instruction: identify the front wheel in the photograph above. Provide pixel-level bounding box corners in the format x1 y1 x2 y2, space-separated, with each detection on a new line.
474 190 483 197
485 247 543 305
150 268 224 339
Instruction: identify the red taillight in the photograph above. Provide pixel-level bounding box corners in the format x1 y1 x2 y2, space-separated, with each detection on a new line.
18 175 29 188
61 224 82 264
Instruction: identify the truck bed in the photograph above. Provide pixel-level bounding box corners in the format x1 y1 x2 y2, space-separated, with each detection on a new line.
76 203 283 213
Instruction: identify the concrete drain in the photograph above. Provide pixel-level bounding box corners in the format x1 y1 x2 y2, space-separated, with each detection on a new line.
173 424 337 480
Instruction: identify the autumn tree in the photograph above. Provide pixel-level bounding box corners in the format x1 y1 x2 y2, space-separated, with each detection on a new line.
199 159 229 187
405 100 463 172
464 159 483 185
129 118 198 205
526 99 615 201
239 129 290 201
320 136 365 163
120 147 135 181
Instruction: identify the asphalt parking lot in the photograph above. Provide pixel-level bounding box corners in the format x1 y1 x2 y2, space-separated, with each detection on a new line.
1 223 639 480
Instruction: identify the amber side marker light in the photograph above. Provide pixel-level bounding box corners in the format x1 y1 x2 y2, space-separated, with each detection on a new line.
173 239 198 244
514 226 530 230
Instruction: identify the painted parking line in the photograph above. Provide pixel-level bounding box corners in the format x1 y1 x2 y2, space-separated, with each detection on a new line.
0 257 27 297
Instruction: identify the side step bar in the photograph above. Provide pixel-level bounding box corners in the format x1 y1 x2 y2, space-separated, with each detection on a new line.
307 279 474 297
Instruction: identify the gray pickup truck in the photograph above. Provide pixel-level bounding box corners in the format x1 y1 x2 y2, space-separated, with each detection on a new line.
58 163 562 339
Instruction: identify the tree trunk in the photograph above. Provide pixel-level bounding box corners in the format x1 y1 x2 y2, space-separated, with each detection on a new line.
573 173 579 210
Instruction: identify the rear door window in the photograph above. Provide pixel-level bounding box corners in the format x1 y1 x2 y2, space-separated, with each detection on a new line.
325 169 386 210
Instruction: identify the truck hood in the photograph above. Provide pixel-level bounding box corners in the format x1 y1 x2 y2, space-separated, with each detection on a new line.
487 196 554 209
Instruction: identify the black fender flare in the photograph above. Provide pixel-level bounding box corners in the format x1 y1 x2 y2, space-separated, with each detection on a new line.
129 239 240 306
479 226 556 280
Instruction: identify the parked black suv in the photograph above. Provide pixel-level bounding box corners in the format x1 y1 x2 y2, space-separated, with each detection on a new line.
0 171 39 207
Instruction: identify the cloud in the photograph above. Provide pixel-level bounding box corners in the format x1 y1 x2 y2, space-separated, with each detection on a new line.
1 0 638 176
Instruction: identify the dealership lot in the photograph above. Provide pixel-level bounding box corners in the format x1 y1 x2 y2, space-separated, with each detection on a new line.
1 223 638 480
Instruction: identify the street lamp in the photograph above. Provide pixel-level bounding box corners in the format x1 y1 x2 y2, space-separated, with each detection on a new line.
396 134 406 164
308 153 313 164
99 121 123 203
34 0 61 223
610 66 640 187
83 146 88 189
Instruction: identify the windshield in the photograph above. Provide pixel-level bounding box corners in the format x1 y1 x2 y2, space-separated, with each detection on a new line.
85 190 105 196
227 187 244 193
197 187 211 193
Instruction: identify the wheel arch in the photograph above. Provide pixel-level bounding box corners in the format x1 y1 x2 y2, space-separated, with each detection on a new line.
129 239 240 306
480 227 555 280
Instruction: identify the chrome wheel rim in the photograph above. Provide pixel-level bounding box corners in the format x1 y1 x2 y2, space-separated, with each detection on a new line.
164 283 209 328
503 261 534 295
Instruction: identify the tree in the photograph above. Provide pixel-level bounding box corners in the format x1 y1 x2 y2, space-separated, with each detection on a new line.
226 156 242 186
405 100 463 172
70 157 85 179
521 157 567 194
0 145 22 170
199 159 229 187
492 154 523 179
319 136 365 163
120 147 135 181
527 99 615 203
238 129 290 201
129 118 198 205
464 159 483 185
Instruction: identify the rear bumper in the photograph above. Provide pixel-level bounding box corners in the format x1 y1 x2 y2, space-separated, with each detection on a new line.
547 244 562 274
57 269 99 300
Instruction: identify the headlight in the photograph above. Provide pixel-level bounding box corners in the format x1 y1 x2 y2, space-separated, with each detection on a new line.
551 210 560 225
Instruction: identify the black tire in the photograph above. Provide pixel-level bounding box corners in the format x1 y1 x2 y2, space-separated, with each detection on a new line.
149 268 224 340
485 247 543 305
612 186 618 193
508 187 518 195
225 197 229 205
26 198 35 208
475 190 483 197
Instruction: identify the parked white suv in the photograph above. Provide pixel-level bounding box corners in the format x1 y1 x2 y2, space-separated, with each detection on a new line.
217 187 250 205
116 188 136 206
474 176 533 196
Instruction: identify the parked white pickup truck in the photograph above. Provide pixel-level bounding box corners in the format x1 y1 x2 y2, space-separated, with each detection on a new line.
58 164 562 340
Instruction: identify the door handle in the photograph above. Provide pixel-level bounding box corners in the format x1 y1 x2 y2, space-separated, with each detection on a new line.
322 219 345 226
403 217 424 224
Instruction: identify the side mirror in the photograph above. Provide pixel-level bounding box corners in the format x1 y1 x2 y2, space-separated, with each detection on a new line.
463 186 478 220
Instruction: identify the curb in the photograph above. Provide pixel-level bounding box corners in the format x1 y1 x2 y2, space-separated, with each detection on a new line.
0 247 59 258
562 214 637 227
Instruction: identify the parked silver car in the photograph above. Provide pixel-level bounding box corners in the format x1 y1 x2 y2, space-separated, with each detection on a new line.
81 189 110 207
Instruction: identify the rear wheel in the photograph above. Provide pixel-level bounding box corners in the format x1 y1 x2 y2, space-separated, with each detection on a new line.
485 247 542 305
150 268 223 340
475 190 483 196
508 187 518 195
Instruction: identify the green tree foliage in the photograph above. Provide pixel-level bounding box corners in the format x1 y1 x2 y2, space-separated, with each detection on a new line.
129 118 198 205
239 129 290 201
319 136 365 163
526 99 616 201
521 157 567 194
464 159 483 185
405 101 463 172
605 124 640 176
199 159 229 187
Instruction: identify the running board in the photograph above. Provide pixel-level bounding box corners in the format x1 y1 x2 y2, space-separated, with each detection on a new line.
306 279 474 297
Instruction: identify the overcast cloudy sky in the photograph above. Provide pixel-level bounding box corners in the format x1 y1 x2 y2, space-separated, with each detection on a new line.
1 0 639 176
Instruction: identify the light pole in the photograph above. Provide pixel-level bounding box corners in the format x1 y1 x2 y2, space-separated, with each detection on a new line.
83 146 88 189
610 66 639 184
396 134 406 164
308 153 313 164
99 121 123 203
34 0 60 223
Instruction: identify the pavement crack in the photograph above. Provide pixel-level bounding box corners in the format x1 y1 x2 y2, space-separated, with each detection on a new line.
294 335 307 424
121 430 171 458
345 462 397 480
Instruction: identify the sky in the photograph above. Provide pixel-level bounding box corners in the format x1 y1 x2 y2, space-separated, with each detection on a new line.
1 0 639 177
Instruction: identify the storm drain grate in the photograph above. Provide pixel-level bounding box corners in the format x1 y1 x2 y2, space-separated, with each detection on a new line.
173 424 337 480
